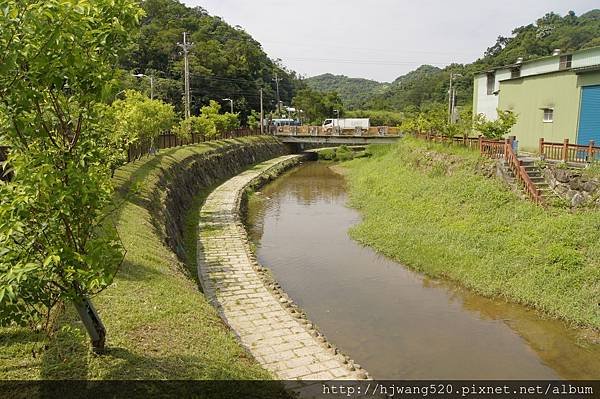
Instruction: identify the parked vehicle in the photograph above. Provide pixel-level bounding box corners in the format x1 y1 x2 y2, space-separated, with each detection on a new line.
272 118 300 127
322 118 370 132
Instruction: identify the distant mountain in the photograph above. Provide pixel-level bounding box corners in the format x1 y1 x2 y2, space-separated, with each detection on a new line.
304 74 388 109
364 65 444 110
316 9 600 112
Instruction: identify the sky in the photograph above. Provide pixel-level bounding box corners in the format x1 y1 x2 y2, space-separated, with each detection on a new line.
182 0 599 83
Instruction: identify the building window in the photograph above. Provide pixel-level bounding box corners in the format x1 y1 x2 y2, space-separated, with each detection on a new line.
511 67 521 79
543 108 554 123
559 55 572 70
486 72 495 95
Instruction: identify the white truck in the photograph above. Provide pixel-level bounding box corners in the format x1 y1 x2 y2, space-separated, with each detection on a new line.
322 118 370 132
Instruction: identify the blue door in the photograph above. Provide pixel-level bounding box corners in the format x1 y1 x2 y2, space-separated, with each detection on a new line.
578 85 600 148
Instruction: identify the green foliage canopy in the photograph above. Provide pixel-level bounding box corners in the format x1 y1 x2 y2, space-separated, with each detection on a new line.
0 0 143 328
474 110 518 139
112 90 175 143
292 88 343 124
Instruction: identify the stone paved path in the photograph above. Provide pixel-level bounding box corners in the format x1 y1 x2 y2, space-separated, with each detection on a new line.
197 155 366 382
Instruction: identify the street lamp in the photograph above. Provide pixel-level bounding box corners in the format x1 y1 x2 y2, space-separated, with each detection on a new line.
114 89 127 100
222 98 234 113
132 73 154 100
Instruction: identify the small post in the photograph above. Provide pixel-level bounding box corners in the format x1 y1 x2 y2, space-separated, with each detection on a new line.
588 140 595 163
562 138 569 162
478 135 483 154
539 138 544 158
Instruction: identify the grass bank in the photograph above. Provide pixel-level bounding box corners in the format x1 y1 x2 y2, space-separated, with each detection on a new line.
344 138 600 331
0 137 287 393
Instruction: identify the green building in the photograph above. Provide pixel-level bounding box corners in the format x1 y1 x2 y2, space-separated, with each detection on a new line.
473 46 600 152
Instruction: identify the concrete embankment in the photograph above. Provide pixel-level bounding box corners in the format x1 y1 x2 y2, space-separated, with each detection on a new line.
197 155 369 386
149 136 289 260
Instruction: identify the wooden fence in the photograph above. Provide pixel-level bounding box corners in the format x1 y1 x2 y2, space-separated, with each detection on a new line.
539 138 599 164
479 138 505 159
504 139 543 204
126 128 260 163
414 132 485 151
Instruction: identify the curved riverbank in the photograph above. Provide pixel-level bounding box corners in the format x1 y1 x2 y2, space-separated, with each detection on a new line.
197 155 369 386
0 137 291 393
246 162 600 379
344 138 600 334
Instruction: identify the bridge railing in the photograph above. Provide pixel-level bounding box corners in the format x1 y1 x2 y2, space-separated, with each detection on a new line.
273 125 400 136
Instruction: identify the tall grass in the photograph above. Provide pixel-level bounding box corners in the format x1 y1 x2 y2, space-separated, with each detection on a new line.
345 138 600 330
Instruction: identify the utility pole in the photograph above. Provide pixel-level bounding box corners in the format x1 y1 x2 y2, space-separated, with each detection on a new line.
448 73 463 124
178 32 193 119
273 73 282 115
260 88 264 135
451 87 457 123
448 73 454 125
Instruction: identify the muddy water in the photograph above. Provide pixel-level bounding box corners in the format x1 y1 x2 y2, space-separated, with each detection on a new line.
245 162 600 380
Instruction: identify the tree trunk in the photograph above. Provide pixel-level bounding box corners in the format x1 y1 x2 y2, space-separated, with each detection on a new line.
74 297 106 352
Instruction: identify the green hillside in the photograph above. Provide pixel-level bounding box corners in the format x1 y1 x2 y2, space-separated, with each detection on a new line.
320 9 600 113
118 0 301 119
304 73 388 109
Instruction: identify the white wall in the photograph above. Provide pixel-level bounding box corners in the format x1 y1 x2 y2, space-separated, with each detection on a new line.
474 74 499 120
572 47 600 68
520 57 559 77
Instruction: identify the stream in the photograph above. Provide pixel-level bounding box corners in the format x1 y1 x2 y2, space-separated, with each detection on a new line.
245 161 600 380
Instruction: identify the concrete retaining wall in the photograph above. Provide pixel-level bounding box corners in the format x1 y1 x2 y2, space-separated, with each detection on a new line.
149 137 288 260
197 155 370 387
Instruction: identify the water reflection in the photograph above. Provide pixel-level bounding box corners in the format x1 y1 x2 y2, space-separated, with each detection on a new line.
246 162 600 380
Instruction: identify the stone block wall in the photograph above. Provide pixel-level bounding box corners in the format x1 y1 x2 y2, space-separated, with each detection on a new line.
148 137 288 261
543 165 600 207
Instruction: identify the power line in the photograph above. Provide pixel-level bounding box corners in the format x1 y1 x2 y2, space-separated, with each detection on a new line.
283 57 457 67
259 39 475 56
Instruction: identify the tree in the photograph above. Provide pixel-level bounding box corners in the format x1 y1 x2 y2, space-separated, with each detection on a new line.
247 110 261 129
112 90 175 147
172 115 216 140
0 0 143 350
199 100 240 138
292 88 344 124
474 109 518 139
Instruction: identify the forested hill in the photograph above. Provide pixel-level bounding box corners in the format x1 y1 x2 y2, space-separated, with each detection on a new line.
119 0 300 118
364 65 443 110
304 74 388 109
318 9 600 112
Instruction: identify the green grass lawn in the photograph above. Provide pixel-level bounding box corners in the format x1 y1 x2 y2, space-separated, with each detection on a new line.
0 137 284 387
345 138 600 331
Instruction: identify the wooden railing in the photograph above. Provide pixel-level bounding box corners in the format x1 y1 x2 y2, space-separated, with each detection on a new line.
539 138 599 163
414 132 483 148
479 138 506 159
505 139 543 204
126 128 260 163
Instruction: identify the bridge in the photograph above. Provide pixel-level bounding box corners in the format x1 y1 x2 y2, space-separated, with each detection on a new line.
273 125 402 145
